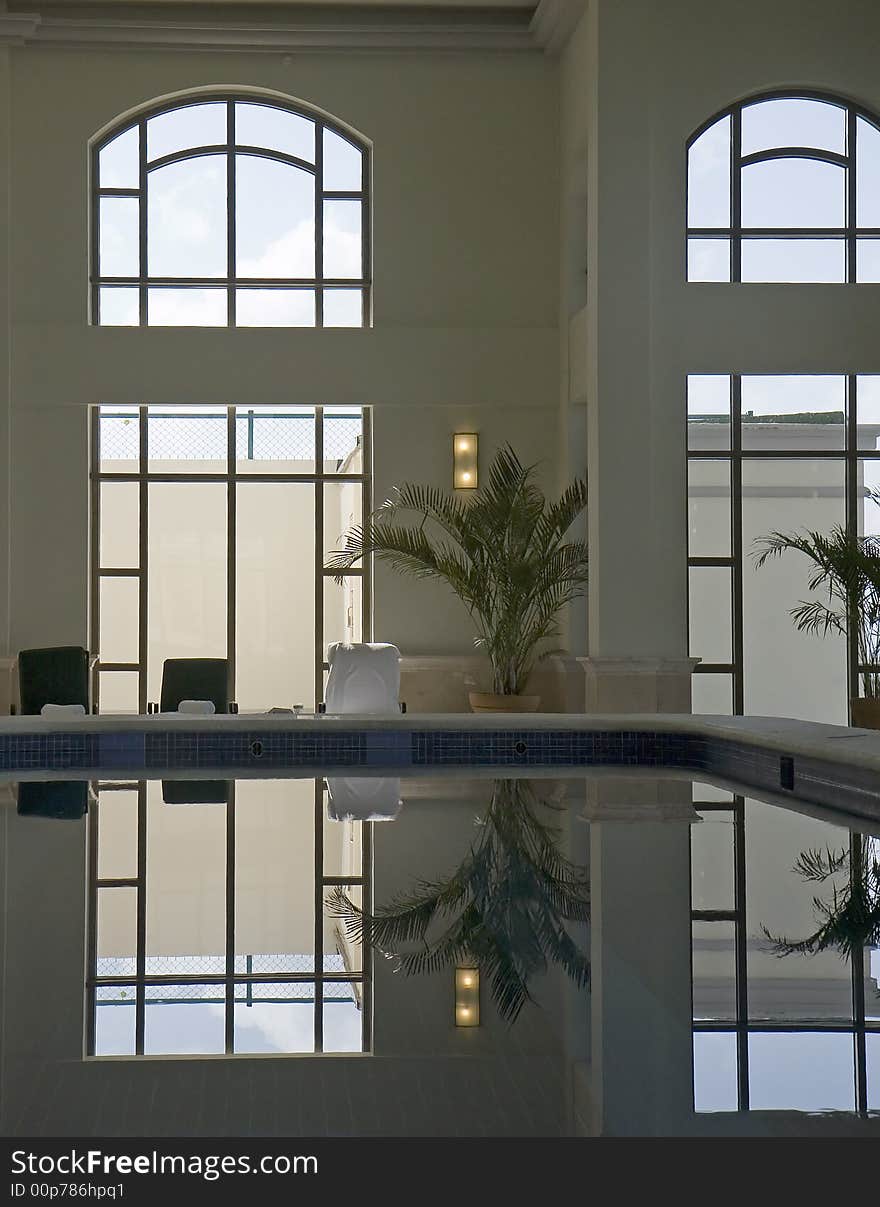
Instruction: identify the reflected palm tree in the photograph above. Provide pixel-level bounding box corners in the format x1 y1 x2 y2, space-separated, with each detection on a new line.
762 840 880 962
326 780 590 1022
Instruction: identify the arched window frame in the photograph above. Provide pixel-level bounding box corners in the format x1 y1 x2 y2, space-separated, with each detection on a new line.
90 91 371 326
686 88 880 283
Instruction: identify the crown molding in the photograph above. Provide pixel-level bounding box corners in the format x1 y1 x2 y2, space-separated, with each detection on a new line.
529 0 584 54
0 14 40 44
0 8 541 52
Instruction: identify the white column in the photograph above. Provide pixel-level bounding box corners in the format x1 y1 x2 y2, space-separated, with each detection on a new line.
588 816 694 1135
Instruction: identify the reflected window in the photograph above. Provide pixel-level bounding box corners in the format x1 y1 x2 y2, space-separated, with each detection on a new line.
687 93 880 282
93 95 369 326
87 780 371 1056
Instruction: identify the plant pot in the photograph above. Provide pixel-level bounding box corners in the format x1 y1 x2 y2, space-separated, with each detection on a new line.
468 692 541 714
850 697 880 729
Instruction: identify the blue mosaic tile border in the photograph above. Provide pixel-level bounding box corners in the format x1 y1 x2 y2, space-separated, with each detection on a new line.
0 726 878 821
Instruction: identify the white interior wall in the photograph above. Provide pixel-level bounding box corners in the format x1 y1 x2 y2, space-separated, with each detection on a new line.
3 45 560 657
572 0 880 662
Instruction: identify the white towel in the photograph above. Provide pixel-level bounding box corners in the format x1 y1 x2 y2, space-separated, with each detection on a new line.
325 642 400 714
40 703 87 717
326 777 402 822
177 699 216 715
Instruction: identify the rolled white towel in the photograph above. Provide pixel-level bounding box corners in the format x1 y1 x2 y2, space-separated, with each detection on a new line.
326 777 402 822
40 703 87 717
177 699 216 715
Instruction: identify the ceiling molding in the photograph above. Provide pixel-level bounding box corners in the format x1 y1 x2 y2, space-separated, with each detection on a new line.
530 0 584 54
0 7 543 51
0 14 41 44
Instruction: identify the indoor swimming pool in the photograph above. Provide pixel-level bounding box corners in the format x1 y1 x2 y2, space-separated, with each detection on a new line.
1 712 879 1136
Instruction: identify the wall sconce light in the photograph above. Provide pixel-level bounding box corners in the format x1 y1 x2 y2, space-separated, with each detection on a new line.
455 965 480 1027
453 433 479 490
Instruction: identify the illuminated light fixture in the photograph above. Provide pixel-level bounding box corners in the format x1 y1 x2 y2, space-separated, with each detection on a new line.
453 433 479 490
454 965 480 1027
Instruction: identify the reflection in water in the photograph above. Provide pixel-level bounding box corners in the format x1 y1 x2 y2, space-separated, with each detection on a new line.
17 780 90 819
762 838 880 970
328 779 590 1021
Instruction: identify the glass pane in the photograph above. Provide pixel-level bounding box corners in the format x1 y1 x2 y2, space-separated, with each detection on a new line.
857 116 880 227
860 460 880 538
692 781 735 804
235 406 315 471
323 200 362 278
688 374 730 450
99 287 139 326
689 565 732 664
741 238 846 282
868 1033 880 1109
741 158 845 228
741 375 846 451
692 921 736 1020
98 670 139 715
741 97 847 156
147 288 227 326
99 577 139 664
688 460 731 557
97 887 137 959
94 992 136 1056
147 103 227 162
99 197 139 277
99 126 139 189
323 289 363 328
746 799 853 1021
691 812 734 911
857 239 880 282
144 984 226 1056
234 779 314 962
148 406 227 470
236 482 315 711
687 116 730 228
145 779 226 958
688 238 730 281
325 883 362 974
323 575 363 658
100 481 139 569
322 997 363 1053
146 482 227 702
97 789 138 881
236 155 315 278
691 672 733 715
323 128 363 191
148 156 227 277
233 985 315 1054
235 102 315 163
748 1032 855 1110
857 376 880 452
324 808 362 877
742 459 848 724
693 1032 738 1112
236 288 315 326
100 407 139 468
323 407 363 470
324 481 362 564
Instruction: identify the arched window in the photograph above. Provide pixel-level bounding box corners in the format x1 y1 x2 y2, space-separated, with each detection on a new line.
92 94 369 326
687 91 880 282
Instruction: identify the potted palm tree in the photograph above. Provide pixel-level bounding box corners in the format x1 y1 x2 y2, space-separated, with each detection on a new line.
753 525 880 729
326 444 589 712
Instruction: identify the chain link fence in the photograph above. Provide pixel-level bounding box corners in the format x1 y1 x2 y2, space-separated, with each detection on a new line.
95 952 353 1003
99 409 362 465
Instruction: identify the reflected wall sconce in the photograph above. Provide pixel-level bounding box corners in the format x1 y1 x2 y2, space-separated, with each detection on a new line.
454 965 480 1027
453 433 479 490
